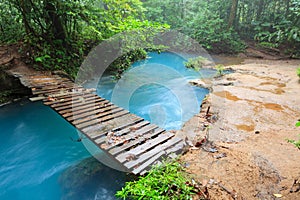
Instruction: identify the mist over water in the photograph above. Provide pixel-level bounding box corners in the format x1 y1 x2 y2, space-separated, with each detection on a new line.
0 101 127 200
94 52 211 130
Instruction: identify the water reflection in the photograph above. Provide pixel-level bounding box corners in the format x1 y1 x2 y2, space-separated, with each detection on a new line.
60 157 131 200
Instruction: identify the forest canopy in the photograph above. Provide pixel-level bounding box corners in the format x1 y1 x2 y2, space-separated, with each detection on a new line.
0 0 299 76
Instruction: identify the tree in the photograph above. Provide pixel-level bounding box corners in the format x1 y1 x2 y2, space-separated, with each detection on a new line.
228 0 239 29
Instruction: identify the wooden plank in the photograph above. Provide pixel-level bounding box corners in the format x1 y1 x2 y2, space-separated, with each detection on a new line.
66 105 119 121
29 96 45 101
26 80 60 87
140 161 162 175
94 122 154 146
98 109 130 122
47 94 98 108
111 117 144 132
43 88 88 97
72 106 123 125
116 132 175 163
62 101 111 118
48 94 92 110
75 110 129 129
43 90 91 100
32 84 73 93
43 87 86 99
104 124 159 150
132 151 165 175
136 141 185 175
124 137 182 169
34 88 72 97
43 91 93 105
40 85 88 96
110 120 151 137
81 114 141 134
32 81 75 91
165 141 186 156
59 99 109 115
109 128 165 156
136 141 186 175
82 115 144 139
51 96 107 111
33 85 76 95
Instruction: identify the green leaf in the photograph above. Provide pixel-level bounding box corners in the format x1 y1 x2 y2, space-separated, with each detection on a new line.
35 57 43 62
296 121 300 127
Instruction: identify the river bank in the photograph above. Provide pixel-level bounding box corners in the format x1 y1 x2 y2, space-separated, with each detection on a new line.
180 58 300 199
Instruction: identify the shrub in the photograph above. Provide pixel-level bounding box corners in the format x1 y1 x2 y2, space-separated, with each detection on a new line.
116 160 195 200
287 121 300 149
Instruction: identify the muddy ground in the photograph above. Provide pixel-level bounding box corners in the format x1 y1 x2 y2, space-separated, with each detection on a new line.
180 55 300 199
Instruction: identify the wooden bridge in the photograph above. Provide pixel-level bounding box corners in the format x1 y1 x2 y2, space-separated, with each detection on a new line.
7 68 186 175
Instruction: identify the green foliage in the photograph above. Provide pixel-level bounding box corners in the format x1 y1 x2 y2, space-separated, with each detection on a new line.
287 121 300 149
143 0 245 54
215 64 225 76
258 42 279 49
184 56 208 71
116 161 195 200
108 48 147 79
0 90 13 104
143 0 300 55
252 0 300 57
0 0 168 78
297 67 300 78
287 137 300 149
0 3 24 43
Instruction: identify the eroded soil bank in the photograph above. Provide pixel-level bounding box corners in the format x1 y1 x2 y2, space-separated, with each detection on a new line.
180 58 300 199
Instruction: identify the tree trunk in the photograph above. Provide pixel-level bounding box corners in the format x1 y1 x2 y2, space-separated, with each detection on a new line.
256 0 265 21
19 0 32 35
228 0 239 29
45 1 66 42
286 0 290 16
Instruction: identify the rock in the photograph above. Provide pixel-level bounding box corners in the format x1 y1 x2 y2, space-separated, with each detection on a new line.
189 79 212 90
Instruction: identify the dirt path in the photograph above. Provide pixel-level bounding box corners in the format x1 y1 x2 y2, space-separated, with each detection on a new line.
180 58 300 199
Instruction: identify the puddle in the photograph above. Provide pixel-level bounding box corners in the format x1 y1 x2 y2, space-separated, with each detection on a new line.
214 91 284 112
263 103 283 111
244 86 285 95
260 81 286 88
236 124 255 132
213 91 241 101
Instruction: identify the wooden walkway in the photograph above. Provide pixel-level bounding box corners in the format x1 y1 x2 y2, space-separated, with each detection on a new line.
7 69 186 175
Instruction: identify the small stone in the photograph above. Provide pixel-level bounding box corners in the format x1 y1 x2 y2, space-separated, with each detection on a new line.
255 130 260 134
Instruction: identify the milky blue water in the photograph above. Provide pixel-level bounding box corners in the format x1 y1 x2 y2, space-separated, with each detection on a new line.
0 101 128 200
0 51 213 200
93 52 212 130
